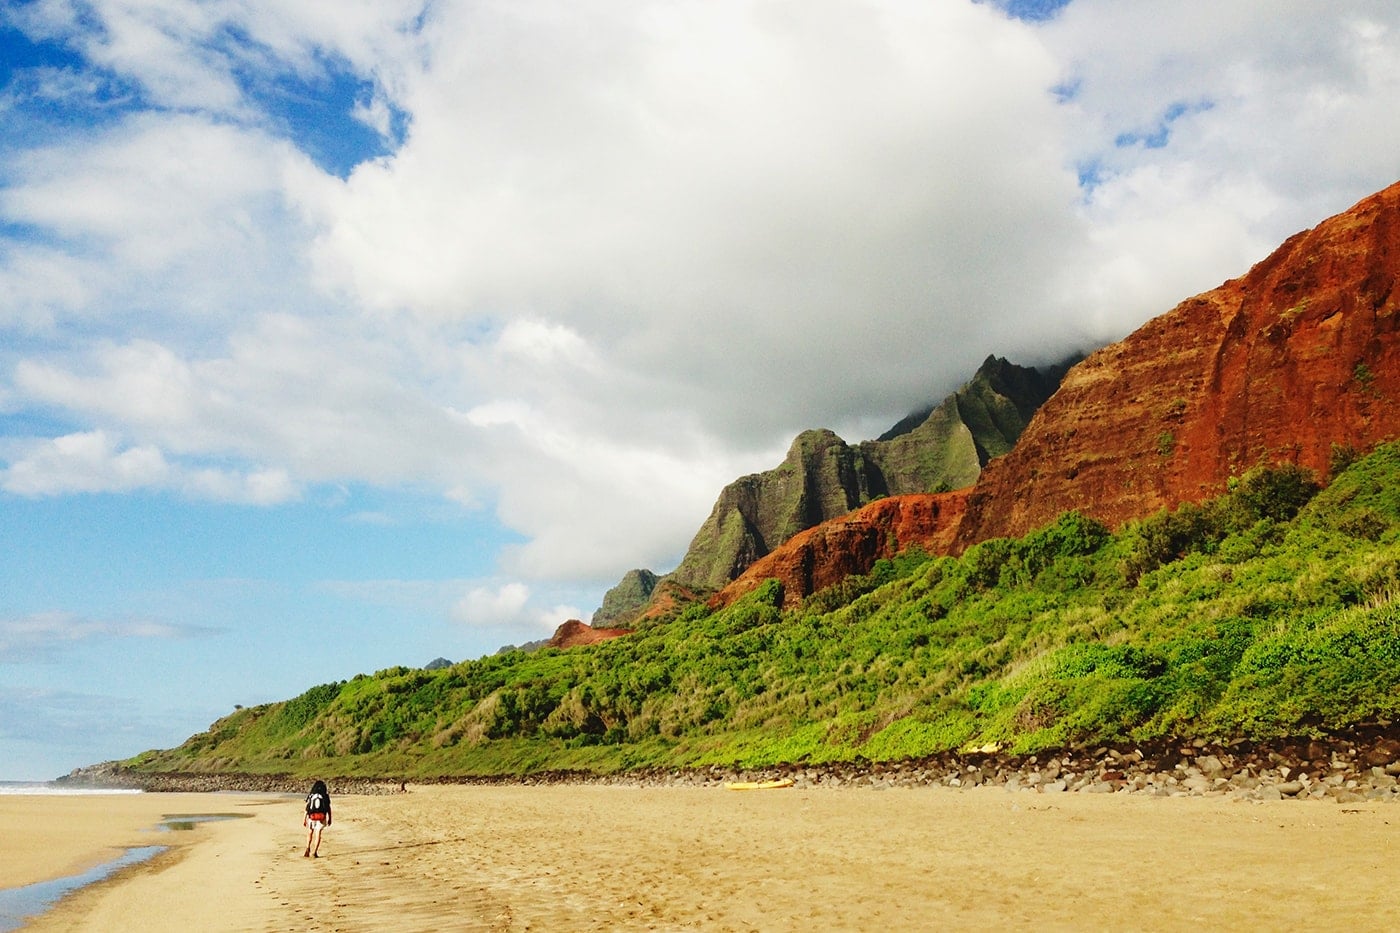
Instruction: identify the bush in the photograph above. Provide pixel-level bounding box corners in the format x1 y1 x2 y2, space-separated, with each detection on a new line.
127 444 1400 777
1123 463 1319 583
1227 461 1319 524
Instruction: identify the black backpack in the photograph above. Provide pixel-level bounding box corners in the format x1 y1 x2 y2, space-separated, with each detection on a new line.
305 791 328 815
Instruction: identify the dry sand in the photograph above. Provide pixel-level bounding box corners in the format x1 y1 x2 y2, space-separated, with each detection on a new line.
3 784 1397 931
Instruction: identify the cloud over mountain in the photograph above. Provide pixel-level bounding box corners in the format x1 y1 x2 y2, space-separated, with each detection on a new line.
3 0 1400 594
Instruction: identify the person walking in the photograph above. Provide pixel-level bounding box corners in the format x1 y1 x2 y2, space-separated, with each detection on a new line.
303 779 332 857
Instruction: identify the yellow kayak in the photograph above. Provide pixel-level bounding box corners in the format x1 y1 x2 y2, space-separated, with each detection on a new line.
724 778 795 790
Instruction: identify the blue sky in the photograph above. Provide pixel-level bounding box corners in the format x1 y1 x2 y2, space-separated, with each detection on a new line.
3 0 1400 780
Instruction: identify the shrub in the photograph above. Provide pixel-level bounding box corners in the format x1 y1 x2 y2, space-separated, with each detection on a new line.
1227 461 1319 524
126 444 1400 778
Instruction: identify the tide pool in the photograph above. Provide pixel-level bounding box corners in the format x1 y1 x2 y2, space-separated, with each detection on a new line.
0 845 165 932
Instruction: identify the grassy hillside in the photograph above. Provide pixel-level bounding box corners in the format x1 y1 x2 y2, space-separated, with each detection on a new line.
128 443 1400 779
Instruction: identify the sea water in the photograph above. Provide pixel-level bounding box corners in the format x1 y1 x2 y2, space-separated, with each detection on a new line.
0 781 141 796
0 845 166 932
0 787 245 931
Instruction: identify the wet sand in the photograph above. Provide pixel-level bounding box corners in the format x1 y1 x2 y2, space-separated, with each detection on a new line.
4 785 1398 931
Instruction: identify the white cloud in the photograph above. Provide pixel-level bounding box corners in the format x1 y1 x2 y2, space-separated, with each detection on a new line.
1044 2 1400 304
6 0 423 117
4 0 1400 595
1 430 170 495
0 243 97 333
7 318 473 486
301 0 1086 432
1061 166 1283 337
183 465 297 505
319 577 585 642
7 116 276 266
0 430 298 503
451 582 532 628
0 111 324 344
0 610 214 662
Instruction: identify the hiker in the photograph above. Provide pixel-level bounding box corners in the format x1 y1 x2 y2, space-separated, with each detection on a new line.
303 779 332 857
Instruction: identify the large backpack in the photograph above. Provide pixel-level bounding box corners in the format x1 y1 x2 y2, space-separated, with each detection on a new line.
305 791 327 815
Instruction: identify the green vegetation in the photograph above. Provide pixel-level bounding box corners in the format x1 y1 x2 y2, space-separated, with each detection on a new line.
1355 361 1377 394
128 443 1400 779
665 357 1063 595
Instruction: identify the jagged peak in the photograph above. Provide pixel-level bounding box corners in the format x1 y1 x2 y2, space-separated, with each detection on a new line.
879 356 1070 443
602 354 1064 610
785 428 846 460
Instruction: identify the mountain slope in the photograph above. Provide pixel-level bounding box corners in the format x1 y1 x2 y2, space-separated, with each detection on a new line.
655 180 1400 621
592 570 659 626
661 355 1066 595
118 444 1400 780
712 491 969 610
956 180 1400 547
104 178 1400 784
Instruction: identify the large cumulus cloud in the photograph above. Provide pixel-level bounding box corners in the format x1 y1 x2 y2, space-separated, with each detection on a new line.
3 0 1400 593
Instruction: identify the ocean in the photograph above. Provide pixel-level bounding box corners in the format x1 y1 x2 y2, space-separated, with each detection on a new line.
0 781 141 796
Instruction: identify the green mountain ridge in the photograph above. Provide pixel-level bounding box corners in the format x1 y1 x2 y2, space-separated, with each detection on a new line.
124 442 1400 780
594 354 1069 622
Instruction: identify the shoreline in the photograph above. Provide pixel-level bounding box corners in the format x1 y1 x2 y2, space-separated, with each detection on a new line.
0 791 284 890
7 783 1400 930
59 724 1400 803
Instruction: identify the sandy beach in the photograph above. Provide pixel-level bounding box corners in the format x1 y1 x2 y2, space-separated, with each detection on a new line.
3 784 1397 931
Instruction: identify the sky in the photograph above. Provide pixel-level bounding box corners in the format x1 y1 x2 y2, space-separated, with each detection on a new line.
2 1 1400 781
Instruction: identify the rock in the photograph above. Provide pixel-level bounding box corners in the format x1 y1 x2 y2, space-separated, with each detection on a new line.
547 619 631 649
1196 755 1224 776
1277 781 1304 796
592 569 660 626
671 357 1065 594
1365 739 1400 767
713 492 970 610
955 180 1400 547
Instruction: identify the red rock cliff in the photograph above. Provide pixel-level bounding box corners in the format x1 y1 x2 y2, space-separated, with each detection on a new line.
955 180 1400 546
712 180 1400 607
548 619 630 649
713 491 969 610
